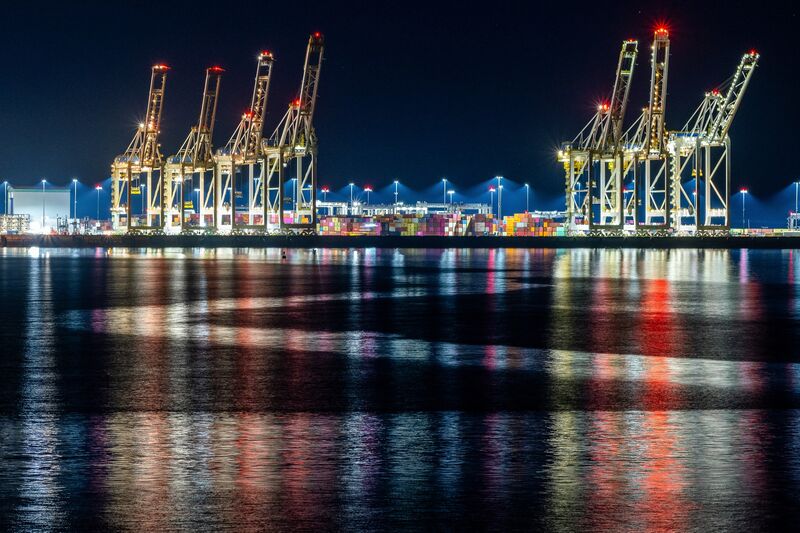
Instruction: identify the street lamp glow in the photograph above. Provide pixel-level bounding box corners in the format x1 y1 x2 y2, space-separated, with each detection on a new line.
41 179 46 232
741 187 748 229
524 183 530 213
442 178 448 204
95 185 102 225
495 176 503 221
364 185 372 205
72 178 79 222
795 180 799 215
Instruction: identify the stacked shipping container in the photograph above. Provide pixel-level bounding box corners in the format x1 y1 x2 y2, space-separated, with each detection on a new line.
316 213 561 236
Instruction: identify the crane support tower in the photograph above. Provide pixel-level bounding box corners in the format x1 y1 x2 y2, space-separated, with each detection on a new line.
216 51 274 233
620 27 671 233
558 40 638 234
164 66 223 234
111 65 169 232
263 32 325 234
668 50 759 233
559 29 759 236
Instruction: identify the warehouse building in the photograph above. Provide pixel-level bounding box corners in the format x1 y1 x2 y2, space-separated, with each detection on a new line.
9 186 71 233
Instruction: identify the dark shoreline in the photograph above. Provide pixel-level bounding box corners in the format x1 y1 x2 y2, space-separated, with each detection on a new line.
2 234 800 249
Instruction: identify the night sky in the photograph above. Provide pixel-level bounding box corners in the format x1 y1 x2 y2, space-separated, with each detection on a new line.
1 1 796 219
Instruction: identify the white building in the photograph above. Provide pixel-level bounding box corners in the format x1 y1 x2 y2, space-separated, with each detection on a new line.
9 186 71 233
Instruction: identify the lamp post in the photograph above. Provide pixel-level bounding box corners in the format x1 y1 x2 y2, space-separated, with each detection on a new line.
524 183 530 213
96 185 102 223
364 186 372 205
496 176 503 220
321 186 329 203
72 178 78 220
448 190 454 205
41 179 46 231
3 180 8 215
194 188 200 213
498 184 504 220
795 181 799 215
442 178 447 204
740 188 748 229
394 180 399 206
141 183 147 215
489 186 496 216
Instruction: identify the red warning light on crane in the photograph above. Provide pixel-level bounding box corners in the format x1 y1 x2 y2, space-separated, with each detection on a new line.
153 64 169 70
209 66 224 72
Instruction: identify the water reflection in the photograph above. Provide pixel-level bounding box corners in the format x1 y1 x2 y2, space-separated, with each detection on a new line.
2 247 800 528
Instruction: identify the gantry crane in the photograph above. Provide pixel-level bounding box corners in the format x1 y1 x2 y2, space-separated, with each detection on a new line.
163 66 223 233
558 40 638 234
215 51 274 233
668 50 759 233
263 32 324 233
111 65 168 232
621 27 671 232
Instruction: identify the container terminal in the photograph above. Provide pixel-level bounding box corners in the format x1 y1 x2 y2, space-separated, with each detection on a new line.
1 28 792 244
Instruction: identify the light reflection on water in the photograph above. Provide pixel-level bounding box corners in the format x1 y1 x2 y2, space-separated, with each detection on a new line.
2 247 800 529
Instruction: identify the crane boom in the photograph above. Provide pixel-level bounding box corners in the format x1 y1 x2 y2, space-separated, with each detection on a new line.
598 40 638 152
707 51 759 141
269 32 325 150
224 51 274 161
645 28 670 154
117 65 169 167
293 32 324 146
175 66 223 167
141 65 168 166
682 51 759 141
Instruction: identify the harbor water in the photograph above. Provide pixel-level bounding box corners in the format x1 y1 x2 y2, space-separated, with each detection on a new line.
1 247 800 530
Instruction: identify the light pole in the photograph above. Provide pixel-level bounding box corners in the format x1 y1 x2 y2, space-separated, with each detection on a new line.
740 188 748 229
321 186 329 202
96 185 102 224
72 178 78 220
442 178 447 204
489 186 496 216
194 188 200 213
496 176 503 220
448 190 454 205
141 183 147 215
524 183 530 213
3 180 8 215
349 182 355 214
394 180 399 206
41 179 46 231
795 181 799 215
498 184 504 220
364 186 372 205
